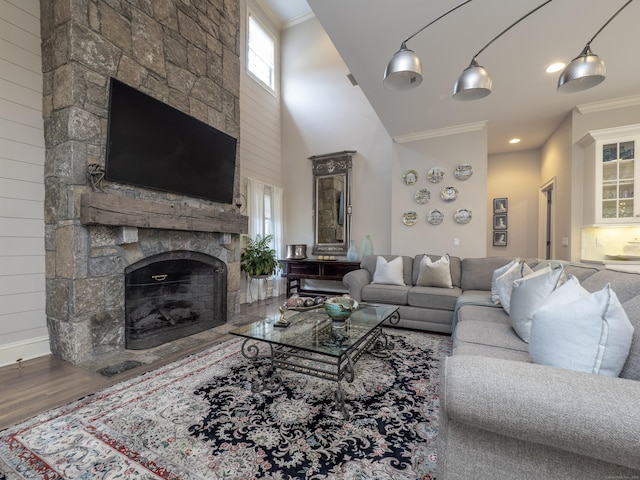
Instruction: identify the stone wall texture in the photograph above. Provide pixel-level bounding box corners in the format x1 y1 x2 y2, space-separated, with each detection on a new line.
40 0 242 365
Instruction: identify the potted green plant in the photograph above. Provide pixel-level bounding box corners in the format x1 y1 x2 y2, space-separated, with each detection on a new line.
240 234 280 278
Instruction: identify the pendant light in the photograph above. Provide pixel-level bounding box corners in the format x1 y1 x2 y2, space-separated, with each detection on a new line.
383 0 473 91
557 0 634 93
453 0 554 101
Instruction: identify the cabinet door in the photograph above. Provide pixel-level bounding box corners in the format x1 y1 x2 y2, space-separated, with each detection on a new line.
597 138 638 223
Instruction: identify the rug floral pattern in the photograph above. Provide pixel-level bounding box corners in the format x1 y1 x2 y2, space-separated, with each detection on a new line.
0 330 451 480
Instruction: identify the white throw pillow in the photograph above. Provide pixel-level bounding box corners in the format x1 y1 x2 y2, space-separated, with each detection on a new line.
372 256 405 286
416 254 453 288
529 284 634 377
491 259 518 304
509 266 564 343
495 261 535 314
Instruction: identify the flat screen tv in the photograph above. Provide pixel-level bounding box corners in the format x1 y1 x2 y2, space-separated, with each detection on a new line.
105 78 237 204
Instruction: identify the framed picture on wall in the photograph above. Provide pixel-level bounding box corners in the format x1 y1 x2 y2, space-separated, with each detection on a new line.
493 214 507 230
493 231 508 247
494 198 508 214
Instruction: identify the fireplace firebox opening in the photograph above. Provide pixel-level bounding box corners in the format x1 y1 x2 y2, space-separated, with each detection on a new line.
124 251 227 350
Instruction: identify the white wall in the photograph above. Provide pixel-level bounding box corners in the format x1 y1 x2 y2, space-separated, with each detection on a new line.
239 0 282 189
391 129 488 258
280 17 393 257
0 0 49 365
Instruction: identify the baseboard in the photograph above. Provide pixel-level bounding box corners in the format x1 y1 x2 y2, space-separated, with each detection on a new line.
0 336 51 368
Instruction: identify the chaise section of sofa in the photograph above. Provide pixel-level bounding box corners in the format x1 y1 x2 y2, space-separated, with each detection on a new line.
438 259 640 479
437 355 640 480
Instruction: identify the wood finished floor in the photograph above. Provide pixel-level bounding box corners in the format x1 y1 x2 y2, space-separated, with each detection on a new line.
0 297 285 431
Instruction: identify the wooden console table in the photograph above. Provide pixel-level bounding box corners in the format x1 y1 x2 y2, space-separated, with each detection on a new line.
279 259 361 296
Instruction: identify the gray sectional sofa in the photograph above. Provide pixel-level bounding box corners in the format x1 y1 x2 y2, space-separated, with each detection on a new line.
343 254 640 479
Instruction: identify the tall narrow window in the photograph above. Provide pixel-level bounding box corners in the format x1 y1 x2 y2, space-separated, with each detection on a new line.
247 13 276 91
263 187 273 237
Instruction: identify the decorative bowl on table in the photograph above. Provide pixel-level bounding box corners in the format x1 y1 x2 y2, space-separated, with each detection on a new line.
324 296 359 322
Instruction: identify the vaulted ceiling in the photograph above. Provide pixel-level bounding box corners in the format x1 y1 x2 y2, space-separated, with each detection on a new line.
263 0 640 154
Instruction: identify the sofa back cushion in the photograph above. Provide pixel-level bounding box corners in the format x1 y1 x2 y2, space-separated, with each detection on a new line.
557 262 602 282
581 269 640 303
412 254 462 287
361 255 414 287
461 256 519 291
620 295 640 380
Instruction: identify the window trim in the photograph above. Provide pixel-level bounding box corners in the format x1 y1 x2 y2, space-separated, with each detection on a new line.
246 8 278 95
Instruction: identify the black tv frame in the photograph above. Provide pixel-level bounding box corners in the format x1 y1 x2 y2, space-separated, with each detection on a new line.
105 78 237 204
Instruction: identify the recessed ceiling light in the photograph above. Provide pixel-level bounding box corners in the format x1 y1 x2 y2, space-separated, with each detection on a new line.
546 62 565 73
509 138 521 144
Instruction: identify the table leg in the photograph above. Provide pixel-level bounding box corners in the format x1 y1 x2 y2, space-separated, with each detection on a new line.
240 338 283 393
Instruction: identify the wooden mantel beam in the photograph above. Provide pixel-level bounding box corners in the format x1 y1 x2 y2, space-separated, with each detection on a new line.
80 192 248 235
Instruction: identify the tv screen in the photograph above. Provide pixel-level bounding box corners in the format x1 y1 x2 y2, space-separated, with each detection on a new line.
105 78 237 204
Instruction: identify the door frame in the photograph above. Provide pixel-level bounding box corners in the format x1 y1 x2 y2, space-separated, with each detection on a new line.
539 177 557 259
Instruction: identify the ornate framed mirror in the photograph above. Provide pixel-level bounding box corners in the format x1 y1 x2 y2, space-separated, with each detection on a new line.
309 150 356 255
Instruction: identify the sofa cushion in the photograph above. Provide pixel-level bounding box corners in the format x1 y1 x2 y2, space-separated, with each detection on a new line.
495 261 536 314
620 295 640 380
530 284 634 377
412 254 462 287
581 268 640 302
461 256 518 291
490 258 518 304
454 320 528 352
371 256 405 286
554 262 601 282
416 254 453 288
361 255 413 286
453 343 531 362
456 302 511 326
509 266 564 342
408 286 461 310
361 283 409 305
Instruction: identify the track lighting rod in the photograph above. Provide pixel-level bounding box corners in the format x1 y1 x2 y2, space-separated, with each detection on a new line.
400 0 473 46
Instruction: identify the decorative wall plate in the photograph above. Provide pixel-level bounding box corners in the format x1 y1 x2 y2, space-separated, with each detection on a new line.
427 167 445 183
402 211 418 226
440 186 458 202
403 169 418 185
454 164 473 180
454 208 472 224
414 188 431 204
426 209 444 225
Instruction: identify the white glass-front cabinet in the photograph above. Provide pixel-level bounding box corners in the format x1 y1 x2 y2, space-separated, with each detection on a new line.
580 125 640 224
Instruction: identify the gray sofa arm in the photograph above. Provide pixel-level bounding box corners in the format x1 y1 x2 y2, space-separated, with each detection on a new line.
441 355 640 471
342 269 372 302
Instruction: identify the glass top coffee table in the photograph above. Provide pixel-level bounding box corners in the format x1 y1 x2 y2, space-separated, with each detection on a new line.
230 303 399 418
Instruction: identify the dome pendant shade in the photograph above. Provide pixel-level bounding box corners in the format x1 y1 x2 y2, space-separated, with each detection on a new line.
383 44 423 91
452 59 492 101
557 45 606 93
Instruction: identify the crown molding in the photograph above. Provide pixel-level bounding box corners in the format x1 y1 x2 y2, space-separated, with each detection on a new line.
576 94 640 115
254 0 315 31
282 11 316 30
392 121 487 144
253 0 282 30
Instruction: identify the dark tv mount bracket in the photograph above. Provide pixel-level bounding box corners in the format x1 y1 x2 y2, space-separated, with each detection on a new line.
87 163 106 192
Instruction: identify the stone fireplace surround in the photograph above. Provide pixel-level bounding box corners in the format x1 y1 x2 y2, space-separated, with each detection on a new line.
40 0 246 367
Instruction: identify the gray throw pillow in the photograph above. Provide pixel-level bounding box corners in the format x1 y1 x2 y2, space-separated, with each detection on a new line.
416 254 453 288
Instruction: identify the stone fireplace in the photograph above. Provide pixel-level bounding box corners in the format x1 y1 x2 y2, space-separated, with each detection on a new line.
40 0 245 366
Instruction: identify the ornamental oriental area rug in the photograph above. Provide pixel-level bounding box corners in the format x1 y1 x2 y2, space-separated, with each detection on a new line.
0 330 452 480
